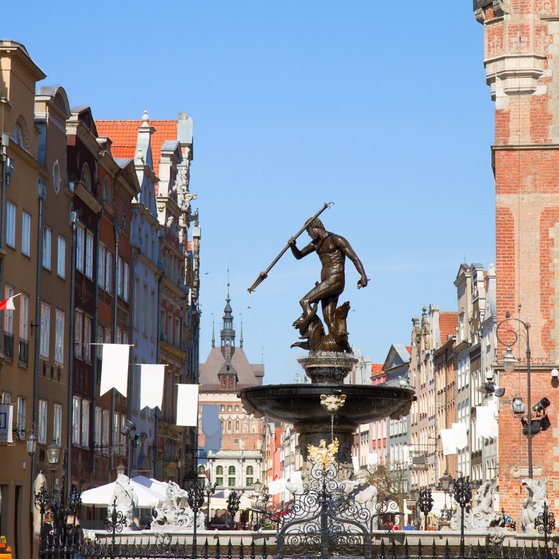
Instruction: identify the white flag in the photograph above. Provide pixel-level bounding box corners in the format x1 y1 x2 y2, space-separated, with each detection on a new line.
140 364 165 410
452 422 468 450
100 344 130 397
176 384 199 426
441 429 457 455
476 405 498 439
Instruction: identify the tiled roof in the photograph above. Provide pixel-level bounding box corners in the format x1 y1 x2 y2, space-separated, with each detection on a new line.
200 346 264 389
96 118 179 179
439 312 458 343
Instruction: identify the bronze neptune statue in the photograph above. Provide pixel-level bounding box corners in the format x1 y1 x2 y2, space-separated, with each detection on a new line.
248 203 368 353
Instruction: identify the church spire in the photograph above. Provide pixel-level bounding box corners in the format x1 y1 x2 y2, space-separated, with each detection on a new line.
221 277 236 357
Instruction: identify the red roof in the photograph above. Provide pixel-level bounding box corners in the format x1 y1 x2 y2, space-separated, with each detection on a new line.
96 118 178 179
439 312 458 343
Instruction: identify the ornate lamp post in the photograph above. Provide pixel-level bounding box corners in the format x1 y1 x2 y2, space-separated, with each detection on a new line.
496 312 535 478
417 487 433 530
453 476 471 559
227 491 241 529
187 480 206 559
439 472 454 521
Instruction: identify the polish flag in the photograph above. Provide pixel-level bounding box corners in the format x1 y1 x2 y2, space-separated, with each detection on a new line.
0 294 18 311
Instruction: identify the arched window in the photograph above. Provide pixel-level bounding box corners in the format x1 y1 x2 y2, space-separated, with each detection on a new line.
52 160 61 194
12 117 27 148
81 164 92 191
228 465 236 487
235 420 240 432
102 177 111 203
227 420 232 432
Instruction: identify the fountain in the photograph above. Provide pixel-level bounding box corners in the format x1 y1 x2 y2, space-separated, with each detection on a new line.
242 207 415 477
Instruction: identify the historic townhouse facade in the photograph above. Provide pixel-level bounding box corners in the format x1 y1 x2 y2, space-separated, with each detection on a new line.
96 114 162 480
0 41 47 559
0 41 201 556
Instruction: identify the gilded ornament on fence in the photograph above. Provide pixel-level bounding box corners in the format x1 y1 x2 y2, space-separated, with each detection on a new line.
307 438 339 468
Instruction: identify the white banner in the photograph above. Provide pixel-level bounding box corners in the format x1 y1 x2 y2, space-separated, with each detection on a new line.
100 344 131 397
140 364 165 410
176 384 199 426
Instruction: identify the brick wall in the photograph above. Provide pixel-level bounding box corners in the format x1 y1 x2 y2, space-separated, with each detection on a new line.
477 0 559 526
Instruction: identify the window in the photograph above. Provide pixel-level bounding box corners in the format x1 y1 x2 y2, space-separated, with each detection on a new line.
53 403 62 446
113 413 121 456
40 303 50 358
18 293 29 365
123 262 129 301
16 397 26 440
81 400 90 448
6 202 15 248
38 400 47 444
2 286 13 361
85 231 94 279
13 123 24 147
52 160 61 194
228 465 236 487
216 465 224 487
74 311 83 359
151 291 156 337
142 284 148 333
42 226 51 270
21 211 31 256
117 257 130 301
102 410 110 456
134 278 140 328
83 316 92 362
97 244 112 293
72 397 80 445
57 236 66 278
246 465 254 487
55 309 64 364
76 225 85 273
94 407 102 452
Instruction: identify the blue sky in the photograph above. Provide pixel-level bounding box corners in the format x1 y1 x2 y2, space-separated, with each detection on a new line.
3 2 495 384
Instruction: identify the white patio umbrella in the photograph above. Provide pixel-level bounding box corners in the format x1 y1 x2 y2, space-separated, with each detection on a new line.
81 477 167 508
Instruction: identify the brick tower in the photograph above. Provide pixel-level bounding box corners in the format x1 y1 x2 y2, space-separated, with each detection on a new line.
475 1 559 526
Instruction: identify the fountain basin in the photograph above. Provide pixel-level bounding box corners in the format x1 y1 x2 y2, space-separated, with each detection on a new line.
240 383 414 426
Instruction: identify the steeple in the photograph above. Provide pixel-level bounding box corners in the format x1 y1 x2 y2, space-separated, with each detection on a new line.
221 280 236 357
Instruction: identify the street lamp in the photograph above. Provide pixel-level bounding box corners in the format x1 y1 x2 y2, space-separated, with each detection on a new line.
496 313 535 479
46 439 61 490
454 476 472 559
417 487 433 530
439 472 454 521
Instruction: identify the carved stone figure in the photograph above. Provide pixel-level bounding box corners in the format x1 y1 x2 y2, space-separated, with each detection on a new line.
521 477 549 533
151 480 205 531
468 480 501 529
343 469 379 530
110 474 138 530
289 218 368 353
